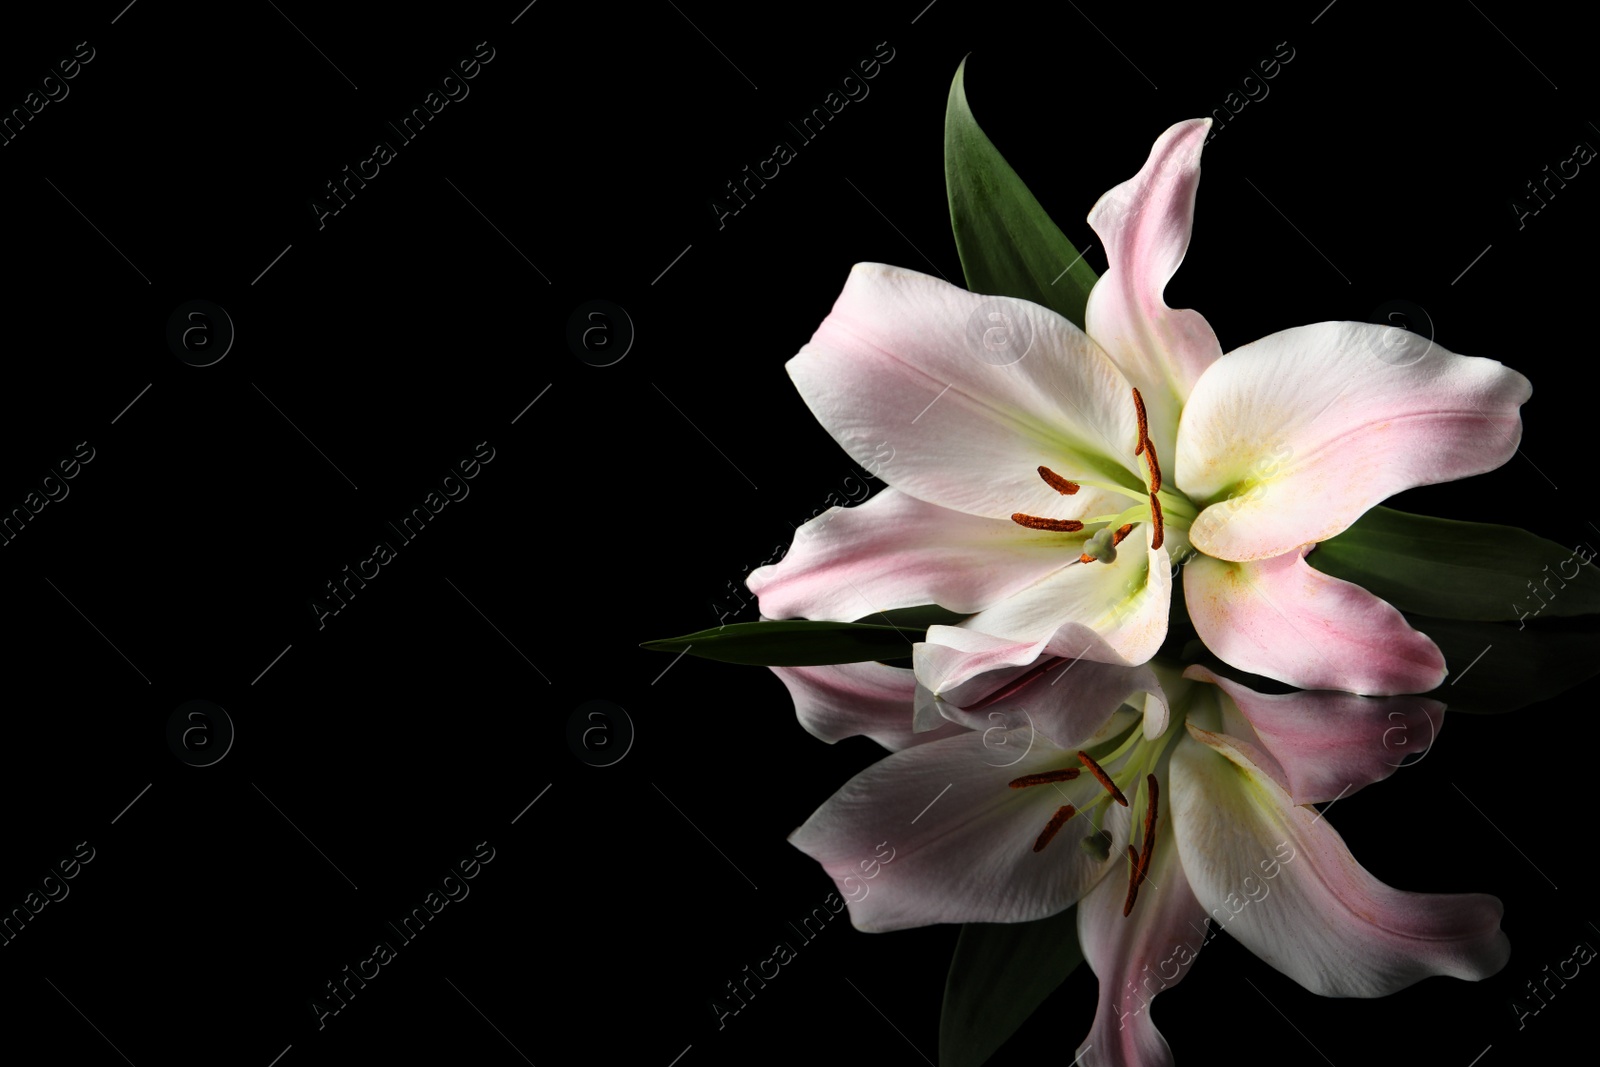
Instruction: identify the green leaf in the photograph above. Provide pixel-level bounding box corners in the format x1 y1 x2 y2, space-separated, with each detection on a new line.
944 57 1098 328
939 906 1084 1067
1308 507 1600 621
1410 613 1600 713
640 620 918 666
855 604 969 629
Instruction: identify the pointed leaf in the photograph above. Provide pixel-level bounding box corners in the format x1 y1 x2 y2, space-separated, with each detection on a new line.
939 906 1083 1067
1410 613 1600 713
857 604 969 629
945 58 1098 327
1308 506 1600 621
641 620 918 666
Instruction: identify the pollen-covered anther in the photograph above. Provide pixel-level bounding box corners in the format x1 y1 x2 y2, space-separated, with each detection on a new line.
1136 774 1158 887
1077 751 1128 806
1131 388 1149 454
1122 846 1144 916
1149 493 1165 550
1008 768 1081 789
1129 388 1163 492
1037 466 1080 495
1123 774 1160 918
1032 805 1077 852
1011 513 1084 532
1142 440 1163 494
1110 523 1134 547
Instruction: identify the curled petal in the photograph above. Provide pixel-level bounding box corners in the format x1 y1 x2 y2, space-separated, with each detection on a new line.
769 661 963 752
1170 727 1510 997
1085 117 1223 466
933 656 1162 752
916 541 1172 693
1183 547 1445 696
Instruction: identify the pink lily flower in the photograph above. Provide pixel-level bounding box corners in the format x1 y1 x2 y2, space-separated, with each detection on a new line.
748 118 1531 695
785 651 1509 1066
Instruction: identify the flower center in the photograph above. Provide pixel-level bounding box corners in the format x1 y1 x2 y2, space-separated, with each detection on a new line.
1006 692 1186 918
1009 388 1196 562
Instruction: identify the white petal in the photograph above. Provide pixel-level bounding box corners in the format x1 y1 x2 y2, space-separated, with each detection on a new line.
1177 321 1532 561
789 263 1145 521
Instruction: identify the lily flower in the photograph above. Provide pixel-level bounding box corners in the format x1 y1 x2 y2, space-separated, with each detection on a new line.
788 650 1509 1066
747 118 1531 695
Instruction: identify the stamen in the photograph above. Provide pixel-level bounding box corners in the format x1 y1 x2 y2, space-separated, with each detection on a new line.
1141 439 1163 494
1037 466 1080 495
965 656 1069 711
1077 751 1129 806
1123 775 1161 917
1137 774 1158 885
1130 387 1162 497
1009 768 1081 789
1148 493 1165 550
1012 513 1084 532
1110 523 1134 546
1122 846 1144 916
1032 805 1077 852
1078 553 1095 564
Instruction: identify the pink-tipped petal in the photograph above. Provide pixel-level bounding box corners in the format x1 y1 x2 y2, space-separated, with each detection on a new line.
1184 665 1444 804
747 487 1077 622
1183 548 1446 696
789 263 1144 522
768 661 964 752
1085 118 1223 465
1170 727 1510 997
1178 321 1532 562
789 733 1126 931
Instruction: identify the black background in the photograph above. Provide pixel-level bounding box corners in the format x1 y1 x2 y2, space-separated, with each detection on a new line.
0 1 1593 1065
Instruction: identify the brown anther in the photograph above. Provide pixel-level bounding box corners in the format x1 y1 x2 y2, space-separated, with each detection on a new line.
1136 774 1159 888
1148 493 1165 550
1077 751 1128 806
1009 768 1082 789
1122 846 1144 916
1032 805 1077 852
1131 388 1149 452
1123 774 1161 917
1110 523 1134 546
1011 513 1084 532
1078 553 1096 564
1037 466 1081 495
1141 438 1163 495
